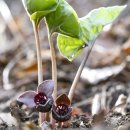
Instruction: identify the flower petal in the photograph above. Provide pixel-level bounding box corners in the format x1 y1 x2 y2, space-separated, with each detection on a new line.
35 97 53 112
56 94 71 106
17 91 36 108
52 105 72 122
37 80 54 97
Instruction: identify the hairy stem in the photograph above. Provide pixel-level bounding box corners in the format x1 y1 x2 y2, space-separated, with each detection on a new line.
32 21 44 125
68 42 95 102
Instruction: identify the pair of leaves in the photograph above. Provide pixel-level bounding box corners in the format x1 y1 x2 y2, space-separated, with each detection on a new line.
22 0 126 61
57 5 126 61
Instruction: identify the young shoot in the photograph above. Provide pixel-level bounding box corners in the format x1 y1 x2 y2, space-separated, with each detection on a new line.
19 0 126 128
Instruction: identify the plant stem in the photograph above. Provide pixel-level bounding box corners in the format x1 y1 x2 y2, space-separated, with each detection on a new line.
32 22 43 84
47 30 57 126
32 21 44 125
48 34 57 101
68 42 95 102
45 112 50 122
58 122 62 128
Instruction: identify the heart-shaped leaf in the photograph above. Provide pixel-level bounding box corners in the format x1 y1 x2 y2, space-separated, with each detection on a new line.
45 0 80 37
57 34 86 61
22 0 59 26
79 5 127 43
57 5 126 61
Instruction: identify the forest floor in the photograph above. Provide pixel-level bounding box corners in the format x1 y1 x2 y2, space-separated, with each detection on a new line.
1 0 130 130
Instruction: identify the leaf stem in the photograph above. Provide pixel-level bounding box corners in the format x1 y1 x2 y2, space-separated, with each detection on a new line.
46 28 57 126
32 22 43 84
48 34 57 101
32 21 44 125
68 42 95 102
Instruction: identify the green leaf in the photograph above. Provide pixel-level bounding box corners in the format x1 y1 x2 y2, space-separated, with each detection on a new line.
45 0 80 37
57 34 85 61
57 5 126 61
79 5 127 43
22 0 58 26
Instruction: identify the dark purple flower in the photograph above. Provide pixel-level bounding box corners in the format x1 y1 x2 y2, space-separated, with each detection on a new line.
52 94 72 122
17 80 54 112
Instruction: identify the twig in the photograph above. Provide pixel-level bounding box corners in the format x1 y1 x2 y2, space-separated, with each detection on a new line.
0 0 26 47
2 50 24 90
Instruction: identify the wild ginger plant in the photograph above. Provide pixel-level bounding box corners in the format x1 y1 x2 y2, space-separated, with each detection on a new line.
17 0 126 128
